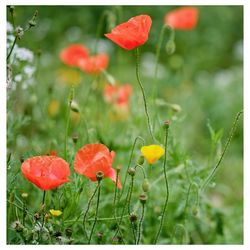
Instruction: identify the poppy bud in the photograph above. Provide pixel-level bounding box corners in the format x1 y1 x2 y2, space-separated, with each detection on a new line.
130 213 138 222
142 178 150 192
21 192 28 199
70 100 79 113
165 40 176 55
96 171 104 181
72 133 79 144
171 103 182 113
139 194 147 204
137 155 144 165
128 167 136 176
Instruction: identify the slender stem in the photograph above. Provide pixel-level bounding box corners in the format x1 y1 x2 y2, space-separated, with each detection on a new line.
201 110 243 192
137 203 145 244
82 183 99 240
135 47 155 142
64 90 73 161
127 176 134 215
131 220 137 244
154 123 170 244
113 170 120 235
118 136 145 201
135 164 147 179
88 181 102 244
41 191 46 227
7 36 17 62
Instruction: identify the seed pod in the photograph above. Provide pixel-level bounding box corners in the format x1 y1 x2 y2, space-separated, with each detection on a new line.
96 171 104 181
130 213 138 222
72 133 79 144
128 167 136 176
139 194 147 204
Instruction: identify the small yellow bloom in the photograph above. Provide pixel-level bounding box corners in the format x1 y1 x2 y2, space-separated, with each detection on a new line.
49 209 62 217
141 145 165 164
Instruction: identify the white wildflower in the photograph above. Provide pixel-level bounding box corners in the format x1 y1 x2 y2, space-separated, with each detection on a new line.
14 47 34 63
14 74 22 82
24 65 35 78
7 22 13 33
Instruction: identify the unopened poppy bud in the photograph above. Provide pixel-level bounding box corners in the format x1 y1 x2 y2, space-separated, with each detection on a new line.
139 194 147 204
171 103 182 113
70 100 79 113
192 207 198 216
21 192 28 199
65 228 73 237
142 178 150 192
72 133 79 144
130 213 138 222
96 171 104 181
164 120 171 128
137 155 144 165
165 40 176 55
128 167 136 176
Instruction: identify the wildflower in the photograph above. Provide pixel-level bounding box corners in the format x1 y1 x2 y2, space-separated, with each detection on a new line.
21 156 71 190
74 143 122 188
14 47 34 62
141 145 165 164
50 209 63 217
165 7 199 30
78 53 109 74
60 44 89 67
105 15 152 50
104 84 132 108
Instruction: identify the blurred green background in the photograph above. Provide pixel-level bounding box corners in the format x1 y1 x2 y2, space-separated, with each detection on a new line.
7 6 243 244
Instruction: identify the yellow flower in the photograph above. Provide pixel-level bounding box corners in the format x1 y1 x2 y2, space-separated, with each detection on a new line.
141 145 165 164
49 209 62 217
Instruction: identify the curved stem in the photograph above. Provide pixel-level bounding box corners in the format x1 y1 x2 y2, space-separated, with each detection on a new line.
137 203 145 244
119 136 145 201
88 181 102 244
82 183 99 240
127 176 134 215
135 47 155 142
154 123 170 244
201 110 243 192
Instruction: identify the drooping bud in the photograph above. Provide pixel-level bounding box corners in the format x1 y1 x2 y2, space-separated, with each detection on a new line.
96 171 104 182
165 40 176 55
70 100 80 113
142 178 150 192
128 167 136 176
139 194 148 205
137 155 144 165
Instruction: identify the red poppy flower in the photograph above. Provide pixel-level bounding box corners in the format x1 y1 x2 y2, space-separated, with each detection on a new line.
21 156 71 190
60 44 89 67
104 84 132 108
74 144 122 189
78 53 109 74
105 15 152 50
164 7 199 30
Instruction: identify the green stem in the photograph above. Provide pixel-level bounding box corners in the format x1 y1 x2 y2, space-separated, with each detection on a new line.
118 136 145 201
88 181 102 244
64 90 73 161
127 176 134 215
154 123 170 244
201 110 243 192
82 183 100 240
41 191 46 227
137 203 145 244
7 36 17 62
135 47 155 142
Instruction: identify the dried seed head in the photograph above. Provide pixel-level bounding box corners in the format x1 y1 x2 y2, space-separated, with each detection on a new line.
72 133 79 144
96 171 104 181
139 194 148 204
164 120 171 128
130 213 138 222
116 165 122 173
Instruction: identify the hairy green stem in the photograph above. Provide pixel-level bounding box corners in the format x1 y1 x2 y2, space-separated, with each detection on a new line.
135 47 155 142
7 36 17 62
82 183 99 239
154 123 170 244
201 110 243 192
137 203 145 244
88 180 102 244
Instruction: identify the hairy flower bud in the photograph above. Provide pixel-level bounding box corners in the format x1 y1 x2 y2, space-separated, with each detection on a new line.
142 178 150 192
137 155 144 165
165 40 176 55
